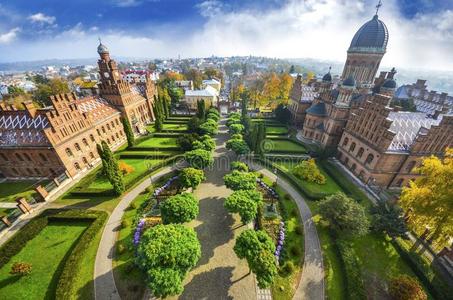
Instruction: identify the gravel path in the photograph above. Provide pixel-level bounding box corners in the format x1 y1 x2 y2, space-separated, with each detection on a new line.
248 161 325 300
169 118 257 300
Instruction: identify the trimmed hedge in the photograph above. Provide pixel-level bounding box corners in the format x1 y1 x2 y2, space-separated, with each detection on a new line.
55 209 108 300
336 239 366 300
0 209 107 300
131 146 180 152
392 239 452 300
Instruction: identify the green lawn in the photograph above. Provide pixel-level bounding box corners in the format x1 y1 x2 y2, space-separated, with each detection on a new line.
0 220 90 299
266 126 288 135
266 139 307 153
0 181 41 202
86 158 162 190
135 137 178 148
273 160 342 197
146 123 187 133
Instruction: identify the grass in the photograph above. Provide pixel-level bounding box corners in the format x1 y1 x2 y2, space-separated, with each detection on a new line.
0 181 41 202
272 159 342 197
265 139 307 153
0 220 90 299
135 137 178 148
146 123 188 133
266 126 289 135
85 158 162 191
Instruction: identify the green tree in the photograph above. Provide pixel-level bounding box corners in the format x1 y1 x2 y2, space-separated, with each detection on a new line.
121 117 135 148
293 159 326 184
275 103 291 125
233 229 277 288
184 149 213 169
371 201 407 238
231 161 248 172
154 116 163 132
318 192 369 237
223 170 257 190
100 141 124 195
160 193 199 224
179 168 205 189
32 78 70 106
136 224 201 298
399 148 453 248
7 86 25 98
229 123 244 135
199 119 218 136
187 117 202 133
96 143 109 177
224 189 262 224
196 99 206 120
226 138 250 155
177 133 199 151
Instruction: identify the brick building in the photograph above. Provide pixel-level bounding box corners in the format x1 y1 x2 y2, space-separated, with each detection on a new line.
0 41 157 179
289 8 453 188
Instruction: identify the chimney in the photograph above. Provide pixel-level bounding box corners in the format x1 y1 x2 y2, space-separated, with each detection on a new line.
440 92 448 104
22 101 37 117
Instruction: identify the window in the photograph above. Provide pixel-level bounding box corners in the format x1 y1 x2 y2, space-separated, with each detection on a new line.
75 143 81 151
74 162 81 170
351 163 357 173
349 142 356 152
357 147 364 159
90 134 95 142
12 168 18 175
26 168 33 175
97 129 101 136
39 153 48 162
343 137 349 147
66 148 73 157
106 124 111 131
365 154 374 165
102 126 106 133
82 138 89 147
82 157 88 165
24 153 32 161
49 168 57 176
89 152 95 159
0 153 8 161
406 161 416 173
34 168 40 175
15 153 24 161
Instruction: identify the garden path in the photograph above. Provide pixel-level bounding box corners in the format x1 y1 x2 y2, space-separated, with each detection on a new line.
248 160 325 300
168 118 257 300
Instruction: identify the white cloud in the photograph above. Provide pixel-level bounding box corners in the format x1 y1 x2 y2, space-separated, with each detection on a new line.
0 27 19 44
28 13 56 24
114 0 159 8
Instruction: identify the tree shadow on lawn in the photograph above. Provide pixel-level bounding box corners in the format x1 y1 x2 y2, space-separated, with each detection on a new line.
194 196 235 266
180 267 234 300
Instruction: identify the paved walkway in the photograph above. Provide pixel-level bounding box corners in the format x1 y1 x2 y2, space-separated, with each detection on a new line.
94 165 177 300
248 160 325 300
168 118 257 300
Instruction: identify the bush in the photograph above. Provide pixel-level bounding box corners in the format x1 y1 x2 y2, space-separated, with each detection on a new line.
177 133 199 151
10 262 32 276
229 123 244 134
231 161 249 172
336 239 366 300
293 159 326 184
281 261 295 275
295 225 303 236
290 245 302 257
223 170 257 191
184 149 213 169
117 242 126 255
389 275 427 300
160 193 199 224
119 161 134 175
129 202 138 210
121 219 131 228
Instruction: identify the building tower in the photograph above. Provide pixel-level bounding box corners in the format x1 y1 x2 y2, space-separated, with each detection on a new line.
341 1 389 88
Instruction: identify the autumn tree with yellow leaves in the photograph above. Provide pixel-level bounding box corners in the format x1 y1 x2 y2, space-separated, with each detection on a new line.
399 148 453 249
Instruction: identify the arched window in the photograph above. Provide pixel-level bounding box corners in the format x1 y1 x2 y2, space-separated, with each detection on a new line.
24 153 32 161
351 163 357 173
349 142 356 152
365 154 374 165
406 161 416 173
344 157 349 166
357 147 364 159
82 138 89 146
39 153 48 162
75 143 81 151
15 153 24 161
102 126 106 133
358 170 365 179
89 152 95 159
74 162 81 170
97 129 101 136
82 157 88 165
66 148 73 157
90 134 95 142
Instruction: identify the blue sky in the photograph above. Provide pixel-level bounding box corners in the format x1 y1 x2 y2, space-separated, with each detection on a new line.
0 0 452 71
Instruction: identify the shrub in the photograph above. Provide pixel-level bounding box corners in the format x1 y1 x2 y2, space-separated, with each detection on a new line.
184 149 213 169
179 168 205 189
281 261 295 275
389 275 427 300
295 225 303 236
336 239 366 300
177 133 199 151
119 161 135 175
160 193 199 224
224 190 263 224
229 123 244 134
121 219 131 228
290 245 302 257
129 202 138 210
117 242 126 255
223 170 257 191
10 262 32 276
292 159 326 184
231 161 249 172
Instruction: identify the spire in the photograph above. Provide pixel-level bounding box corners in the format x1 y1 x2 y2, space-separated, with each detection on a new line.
375 0 382 16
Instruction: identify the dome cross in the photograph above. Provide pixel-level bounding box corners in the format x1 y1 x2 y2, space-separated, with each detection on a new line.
375 0 383 15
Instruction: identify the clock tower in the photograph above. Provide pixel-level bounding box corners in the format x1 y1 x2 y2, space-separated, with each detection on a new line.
97 39 121 84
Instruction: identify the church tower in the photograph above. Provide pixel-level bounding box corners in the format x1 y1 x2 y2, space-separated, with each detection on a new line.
341 1 389 88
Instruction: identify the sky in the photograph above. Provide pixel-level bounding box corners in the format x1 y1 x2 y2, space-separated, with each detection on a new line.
0 0 453 71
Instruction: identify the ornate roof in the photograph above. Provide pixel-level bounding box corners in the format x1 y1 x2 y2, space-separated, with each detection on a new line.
387 112 442 152
306 102 327 116
75 97 120 120
97 42 109 54
0 112 51 146
349 15 389 54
